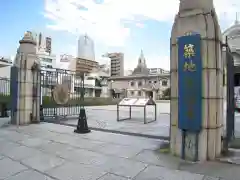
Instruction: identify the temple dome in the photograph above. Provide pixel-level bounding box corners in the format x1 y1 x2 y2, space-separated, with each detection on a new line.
132 50 149 75
223 23 240 38
222 21 240 50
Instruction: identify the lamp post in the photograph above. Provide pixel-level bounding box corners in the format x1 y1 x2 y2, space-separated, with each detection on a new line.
109 80 114 98
74 72 91 134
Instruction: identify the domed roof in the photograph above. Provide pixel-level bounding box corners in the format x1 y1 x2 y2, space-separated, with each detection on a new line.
223 22 240 37
132 50 149 75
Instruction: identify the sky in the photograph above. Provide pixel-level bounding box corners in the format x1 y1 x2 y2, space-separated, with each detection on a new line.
0 0 240 70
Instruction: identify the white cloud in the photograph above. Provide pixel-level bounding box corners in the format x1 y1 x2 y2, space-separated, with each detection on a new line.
44 0 240 47
44 0 240 70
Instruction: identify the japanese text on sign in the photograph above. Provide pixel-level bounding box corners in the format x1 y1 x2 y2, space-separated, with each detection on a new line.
183 44 196 72
178 34 202 132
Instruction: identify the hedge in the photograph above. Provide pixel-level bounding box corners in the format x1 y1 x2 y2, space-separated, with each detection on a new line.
42 96 120 108
0 94 120 109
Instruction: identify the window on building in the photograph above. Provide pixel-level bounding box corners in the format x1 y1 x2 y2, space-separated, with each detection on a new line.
138 91 141 96
162 80 168 86
154 80 157 84
131 91 134 95
138 81 142 87
130 81 134 86
148 80 151 84
46 65 53 68
40 58 53 63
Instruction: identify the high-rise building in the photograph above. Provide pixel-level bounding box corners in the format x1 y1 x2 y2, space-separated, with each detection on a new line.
103 52 124 77
77 34 95 61
69 34 99 75
31 32 56 69
37 48 56 69
32 32 52 54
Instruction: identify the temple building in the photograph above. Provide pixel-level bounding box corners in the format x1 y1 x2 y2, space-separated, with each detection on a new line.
222 17 240 88
108 50 170 100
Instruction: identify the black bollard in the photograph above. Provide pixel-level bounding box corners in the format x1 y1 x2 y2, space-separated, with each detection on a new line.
40 105 44 121
1 103 8 117
74 108 91 134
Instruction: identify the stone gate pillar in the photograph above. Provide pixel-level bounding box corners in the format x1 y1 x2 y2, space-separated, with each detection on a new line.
10 31 41 125
170 0 223 161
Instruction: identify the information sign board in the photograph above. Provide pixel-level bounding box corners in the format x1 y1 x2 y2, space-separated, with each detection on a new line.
178 34 202 132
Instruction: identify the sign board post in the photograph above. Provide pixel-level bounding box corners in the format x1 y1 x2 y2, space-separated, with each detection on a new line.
178 34 202 132
178 34 202 161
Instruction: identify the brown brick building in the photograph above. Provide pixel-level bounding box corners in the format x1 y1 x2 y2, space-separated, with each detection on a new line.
69 57 99 75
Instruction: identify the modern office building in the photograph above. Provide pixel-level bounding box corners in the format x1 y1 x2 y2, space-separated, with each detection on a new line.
77 34 95 61
69 34 98 75
37 48 57 70
103 52 124 77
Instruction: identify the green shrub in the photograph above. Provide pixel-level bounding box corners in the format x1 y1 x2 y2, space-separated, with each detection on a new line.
158 97 170 100
0 94 120 109
42 96 120 107
162 88 170 97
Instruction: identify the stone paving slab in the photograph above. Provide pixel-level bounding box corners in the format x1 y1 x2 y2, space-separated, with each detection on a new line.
133 165 204 180
0 157 28 179
46 162 106 180
98 173 129 180
5 169 55 180
0 123 237 180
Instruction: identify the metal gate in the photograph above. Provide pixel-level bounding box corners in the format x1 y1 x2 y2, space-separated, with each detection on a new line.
222 37 235 152
40 68 84 122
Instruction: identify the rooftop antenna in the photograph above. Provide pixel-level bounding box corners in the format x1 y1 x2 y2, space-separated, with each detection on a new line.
235 12 239 25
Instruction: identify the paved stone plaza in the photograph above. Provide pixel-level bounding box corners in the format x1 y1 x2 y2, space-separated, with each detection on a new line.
0 122 239 180
43 102 240 139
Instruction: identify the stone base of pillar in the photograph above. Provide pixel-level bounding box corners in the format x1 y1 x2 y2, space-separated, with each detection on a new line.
170 126 222 161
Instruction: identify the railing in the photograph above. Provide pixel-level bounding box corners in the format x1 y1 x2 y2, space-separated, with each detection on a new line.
0 78 10 95
0 78 10 117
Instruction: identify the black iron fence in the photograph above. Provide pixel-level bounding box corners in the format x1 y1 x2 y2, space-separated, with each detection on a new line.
0 77 10 117
0 73 120 119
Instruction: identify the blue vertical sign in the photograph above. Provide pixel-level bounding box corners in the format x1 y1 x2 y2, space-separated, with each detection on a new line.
178 34 202 132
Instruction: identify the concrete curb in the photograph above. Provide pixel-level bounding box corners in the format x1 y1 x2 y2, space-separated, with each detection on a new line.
155 100 170 103
42 120 170 140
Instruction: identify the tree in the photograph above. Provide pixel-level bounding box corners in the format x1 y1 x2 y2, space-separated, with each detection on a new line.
163 87 170 97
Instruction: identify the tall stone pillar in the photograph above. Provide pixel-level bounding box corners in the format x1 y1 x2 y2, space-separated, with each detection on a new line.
11 31 41 125
170 0 223 161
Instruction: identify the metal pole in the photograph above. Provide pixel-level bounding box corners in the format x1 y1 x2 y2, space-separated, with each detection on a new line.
117 104 119 121
129 106 132 119
144 106 146 124
74 72 91 134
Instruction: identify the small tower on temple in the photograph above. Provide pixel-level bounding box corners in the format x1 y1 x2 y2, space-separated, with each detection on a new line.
235 12 239 25
132 50 149 75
